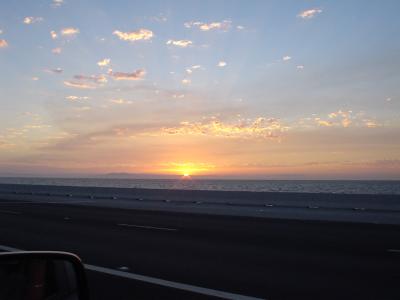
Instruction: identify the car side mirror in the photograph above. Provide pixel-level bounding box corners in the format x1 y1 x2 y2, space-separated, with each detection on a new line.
0 251 89 300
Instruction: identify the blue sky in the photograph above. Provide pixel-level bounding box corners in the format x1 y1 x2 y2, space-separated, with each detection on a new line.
0 0 399 178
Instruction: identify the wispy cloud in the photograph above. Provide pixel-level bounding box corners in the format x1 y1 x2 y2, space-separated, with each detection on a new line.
52 47 62 54
156 116 288 139
97 58 110 67
50 30 58 39
296 65 304 70
298 8 322 19
65 96 90 101
282 55 291 61
0 39 8 48
51 0 64 7
109 98 133 105
217 61 227 67
74 74 107 84
113 29 153 41
60 27 79 37
45 68 63 74
181 79 191 85
311 110 380 129
108 69 146 80
64 81 96 89
184 20 232 31
23 17 44 25
149 14 168 23
186 65 202 74
166 39 193 47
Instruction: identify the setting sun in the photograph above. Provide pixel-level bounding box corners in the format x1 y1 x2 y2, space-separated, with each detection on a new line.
159 162 215 177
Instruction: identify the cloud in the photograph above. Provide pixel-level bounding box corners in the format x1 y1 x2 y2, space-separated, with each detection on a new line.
64 81 96 89
315 119 333 127
0 29 3 34
52 0 64 7
74 74 107 84
157 116 288 139
113 29 153 41
217 61 227 67
110 98 133 105
181 79 191 85
236 25 245 30
23 17 44 25
184 20 232 31
282 56 291 61
45 68 63 74
186 65 202 74
31 77 39 81
60 27 79 37
311 110 380 129
108 69 145 80
298 8 322 19
296 65 304 70
97 58 110 67
149 14 168 23
166 39 193 47
0 39 8 48
66 96 90 101
50 30 58 39
52 47 62 54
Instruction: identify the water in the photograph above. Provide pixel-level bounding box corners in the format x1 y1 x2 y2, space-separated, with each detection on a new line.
0 177 398 194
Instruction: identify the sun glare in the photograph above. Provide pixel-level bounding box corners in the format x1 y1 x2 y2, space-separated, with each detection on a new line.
160 162 215 177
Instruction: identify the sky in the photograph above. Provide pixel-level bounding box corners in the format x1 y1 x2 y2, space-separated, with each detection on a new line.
0 0 399 179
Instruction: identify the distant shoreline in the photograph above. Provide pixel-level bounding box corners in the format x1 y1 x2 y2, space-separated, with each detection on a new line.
0 177 399 195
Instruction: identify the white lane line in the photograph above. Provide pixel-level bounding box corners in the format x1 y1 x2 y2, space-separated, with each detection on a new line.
117 223 178 232
0 209 21 215
0 244 264 300
84 264 263 300
387 249 400 253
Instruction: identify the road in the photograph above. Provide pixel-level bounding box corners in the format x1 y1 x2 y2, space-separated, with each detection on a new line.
0 199 399 300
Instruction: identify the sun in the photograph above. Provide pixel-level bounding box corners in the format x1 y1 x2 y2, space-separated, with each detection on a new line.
181 172 192 180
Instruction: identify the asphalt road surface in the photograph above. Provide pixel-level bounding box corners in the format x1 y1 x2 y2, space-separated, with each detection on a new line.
0 199 399 300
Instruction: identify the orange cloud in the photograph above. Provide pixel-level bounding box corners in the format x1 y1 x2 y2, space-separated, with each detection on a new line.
0 39 8 48
50 30 58 39
110 99 133 105
60 27 79 37
113 29 153 41
108 69 145 80
158 117 288 139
